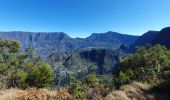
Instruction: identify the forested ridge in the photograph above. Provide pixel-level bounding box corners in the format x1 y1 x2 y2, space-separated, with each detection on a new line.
0 38 170 100
1 27 170 100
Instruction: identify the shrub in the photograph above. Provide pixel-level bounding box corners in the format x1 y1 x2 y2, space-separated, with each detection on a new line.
0 39 54 89
84 72 99 86
26 64 54 88
69 77 87 99
115 44 170 87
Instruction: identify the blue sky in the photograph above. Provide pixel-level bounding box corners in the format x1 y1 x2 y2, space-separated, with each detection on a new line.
0 0 170 38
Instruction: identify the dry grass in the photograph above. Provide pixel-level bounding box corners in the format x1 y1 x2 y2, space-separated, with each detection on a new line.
0 88 72 100
105 81 170 100
105 82 155 100
104 90 130 100
1 81 170 100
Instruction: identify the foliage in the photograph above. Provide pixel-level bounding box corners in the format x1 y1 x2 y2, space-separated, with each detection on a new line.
114 69 134 87
98 75 114 89
0 39 20 88
69 73 112 99
145 77 158 87
20 48 54 89
84 72 99 86
26 64 54 88
115 44 170 87
69 77 87 99
17 70 27 89
0 39 54 89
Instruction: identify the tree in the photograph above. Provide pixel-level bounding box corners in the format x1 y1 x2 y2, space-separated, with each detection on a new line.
69 77 87 99
115 44 170 87
84 72 99 86
17 70 27 89
18 46 54 88
114 69 134 87
38 64 54 88
28 64 54 88
0 38 54 89
0 39 20 88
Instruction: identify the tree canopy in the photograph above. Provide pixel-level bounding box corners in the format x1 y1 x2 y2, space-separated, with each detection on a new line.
115 44 170 87
0 38 54 89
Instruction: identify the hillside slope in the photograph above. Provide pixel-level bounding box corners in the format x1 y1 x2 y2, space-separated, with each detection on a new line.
130 27 170 51
105 82 170 100
152 27 170 49
47 48 126 86
0 31 138 56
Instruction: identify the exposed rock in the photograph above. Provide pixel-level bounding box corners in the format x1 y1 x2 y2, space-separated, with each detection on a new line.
0 31 138 57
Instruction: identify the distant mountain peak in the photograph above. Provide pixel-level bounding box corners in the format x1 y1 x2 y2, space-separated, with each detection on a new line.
160 27 170 33
144 30 158 34
130 27 170 52
0 31 138 56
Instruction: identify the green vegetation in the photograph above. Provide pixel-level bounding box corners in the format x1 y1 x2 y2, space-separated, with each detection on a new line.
69 73 100 99
68 72 111 99
114 68 134 87
1 37 170 99
70 77 87 99
0 39 54 89
115 44 170 88
84 72 99 86
26 63 54 88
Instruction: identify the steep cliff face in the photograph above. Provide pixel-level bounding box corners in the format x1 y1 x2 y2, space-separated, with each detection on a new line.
0 32 77 56
0 31 138 56
47 48 126 85
48 48 122 74
0 32 34 48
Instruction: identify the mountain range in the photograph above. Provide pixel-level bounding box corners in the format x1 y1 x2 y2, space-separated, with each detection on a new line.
0 27 170 64
0 27 170 86
1 27 170 59
0 31 138 57
131 27 170 51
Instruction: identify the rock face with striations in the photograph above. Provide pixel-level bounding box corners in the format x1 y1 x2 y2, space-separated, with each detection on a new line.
0 31 77 56
0 31 138 56
47 48 126 86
